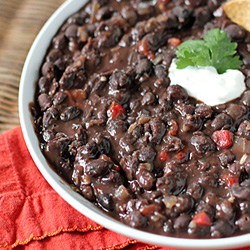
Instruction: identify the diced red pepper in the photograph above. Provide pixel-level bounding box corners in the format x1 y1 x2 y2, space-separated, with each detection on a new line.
212 130 233 149
157 0 170 11
175 149 188 163
109 101 126 120
71 89 87 101
168 120 178 136
192 212 212 226
221 173 239 187
146 51 155 61
159 150 170 163
99 154 111 161
138 40 148 53
113 165 121 171
138 40 155 61
168 37 181 47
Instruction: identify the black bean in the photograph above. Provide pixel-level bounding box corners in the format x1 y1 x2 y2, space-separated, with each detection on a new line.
46 49 62 62
172 6 192 24
121 6 137 25
163 220 174 234
59 71 76 90
98 137 110 155
198 172 218 188
53 92 67 106
54 58 66 72
218 150 235 167
49 82 59 96
161 12 177 29
241 179 250 188
42 107 59 128
176 103 195 117
166 85 188 102
124 211 148 228
138 146 156 162
149 118 166 144
244 156 250 175
53 33 67 49
60 106 80 121
42 62 55 79
236 214 250 232
226 103 247 121
120 155 138 180
136 168 156 190
186 0 207 7
101 171 124 186
38 93 51 111
96 6 113 21
183 114 202 132
85 159 109 177
196 201 214 218
240 201 250 214
109 70 131 90
42 128 55 142
186 182 204 200
231 183 250 200
225 24 246 42
143 32 165 52
157 173 187 196
65 24 78 40
241 91 250 107
154 64 167 78
215 200 234 220
195 103 213 119
46 134 70 158
208 0 220 11
141 92 155 106
191 134 216 154
228 162 241 175
194 7 211 27
135 58 152 75
211 220 235 238
80 185 95 201
163 135 184 152
246 78 250 89
237 120 250 140
140 203 161 216
98 193 114 211
119 136 135 155
67 11 88 25
174 196 194 214
211 113 232 130
129 180 141 193
174 214 191 230
38 77 51 93
77 141 99 160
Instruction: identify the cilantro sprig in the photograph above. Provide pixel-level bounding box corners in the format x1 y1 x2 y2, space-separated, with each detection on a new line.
175 29 242 74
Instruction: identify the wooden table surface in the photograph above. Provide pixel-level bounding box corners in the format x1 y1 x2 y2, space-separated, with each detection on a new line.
0 0 65 133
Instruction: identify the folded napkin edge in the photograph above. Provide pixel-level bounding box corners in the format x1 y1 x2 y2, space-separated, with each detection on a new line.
0 225 148 249
0 225 102 249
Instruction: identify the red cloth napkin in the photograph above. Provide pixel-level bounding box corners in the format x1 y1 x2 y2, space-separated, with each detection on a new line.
0 127 250 250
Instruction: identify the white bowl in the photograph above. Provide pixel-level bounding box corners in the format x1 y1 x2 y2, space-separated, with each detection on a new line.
18 0 250 248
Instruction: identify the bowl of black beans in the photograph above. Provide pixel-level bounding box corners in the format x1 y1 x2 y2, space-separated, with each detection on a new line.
19 0 250 248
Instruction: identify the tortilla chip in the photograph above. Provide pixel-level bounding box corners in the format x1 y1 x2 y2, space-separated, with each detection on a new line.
224 0 250 32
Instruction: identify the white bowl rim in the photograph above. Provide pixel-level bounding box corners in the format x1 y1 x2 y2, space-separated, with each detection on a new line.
18 0 250 248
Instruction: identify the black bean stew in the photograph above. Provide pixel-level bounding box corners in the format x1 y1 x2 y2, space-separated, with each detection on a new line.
31 0 250 238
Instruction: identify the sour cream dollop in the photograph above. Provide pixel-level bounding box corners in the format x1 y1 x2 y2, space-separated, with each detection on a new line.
168 59 246 106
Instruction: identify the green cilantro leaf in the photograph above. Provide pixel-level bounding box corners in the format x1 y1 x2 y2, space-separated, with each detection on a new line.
175 28 242 74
